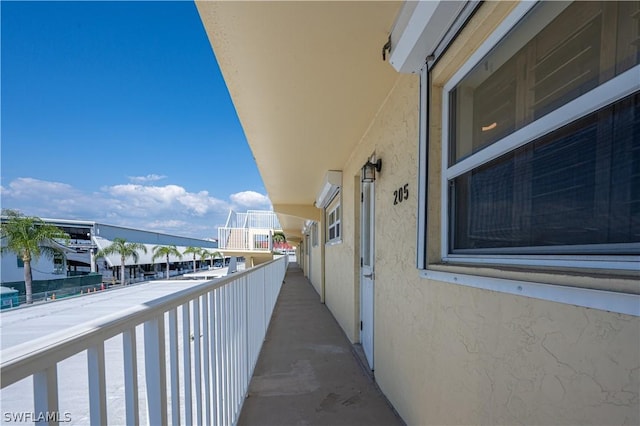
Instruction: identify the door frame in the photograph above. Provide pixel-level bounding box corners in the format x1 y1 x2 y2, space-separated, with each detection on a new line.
360 179 375 370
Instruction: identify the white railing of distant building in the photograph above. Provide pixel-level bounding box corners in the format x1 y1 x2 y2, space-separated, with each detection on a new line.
245 210 281 230
217 228 276 252
224 210 281 231
0 256 288 426
218 228 249 251
224 210 241 228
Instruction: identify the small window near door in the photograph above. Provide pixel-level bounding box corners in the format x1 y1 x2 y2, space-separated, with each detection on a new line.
312 222 319 247
326 194 342 243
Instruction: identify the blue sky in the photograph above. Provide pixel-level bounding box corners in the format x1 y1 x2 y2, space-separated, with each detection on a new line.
1 1 270 240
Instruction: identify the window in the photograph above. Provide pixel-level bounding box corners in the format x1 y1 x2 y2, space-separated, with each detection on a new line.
16 257 24 268
442 1 640 269
253 234 269 249
53 253 65 274
312 222 319 247
326 195 341 243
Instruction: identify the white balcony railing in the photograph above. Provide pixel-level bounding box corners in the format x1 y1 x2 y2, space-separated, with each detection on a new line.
244 210 281 230
224 210 281 230
218 227 250 251
0 256 288 425
218 228 274 252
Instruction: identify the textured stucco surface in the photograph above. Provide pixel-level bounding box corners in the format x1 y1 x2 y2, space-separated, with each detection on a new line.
301 231 323 300
377 273 639 425
325 238 357 342
310 234 323 298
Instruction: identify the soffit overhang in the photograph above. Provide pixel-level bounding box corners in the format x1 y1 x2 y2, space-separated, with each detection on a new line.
196 1 402 234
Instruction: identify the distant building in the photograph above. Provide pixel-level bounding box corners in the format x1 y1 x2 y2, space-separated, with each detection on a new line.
217 209 295 266
1 218 218 294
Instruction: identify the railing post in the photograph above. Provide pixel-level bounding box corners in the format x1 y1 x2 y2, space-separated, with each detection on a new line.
208 290 218 425
33 365 59 426
243 276 249 403
214 287 224 425
87 342 107 426
144 316 167 426
193 297 202 425
168 308 181 426
182 302 193 426
263 267 269 331
233 284 238 423
122 328 139 426
233 280 240 417
202 293 211 426
223 285 231 425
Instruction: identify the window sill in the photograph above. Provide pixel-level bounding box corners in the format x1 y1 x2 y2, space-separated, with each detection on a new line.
420 263 639 316
325 239 343 247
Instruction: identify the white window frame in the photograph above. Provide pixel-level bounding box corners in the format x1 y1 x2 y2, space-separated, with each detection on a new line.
440 1 640 272
312 222 319 247
53 252 65 275
326 194 342 244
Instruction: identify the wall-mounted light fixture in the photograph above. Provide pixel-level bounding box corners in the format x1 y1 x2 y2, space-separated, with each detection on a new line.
361 156 382 183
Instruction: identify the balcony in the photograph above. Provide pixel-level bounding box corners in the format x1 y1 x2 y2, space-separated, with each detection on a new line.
0 257 401 425
217 210 285 267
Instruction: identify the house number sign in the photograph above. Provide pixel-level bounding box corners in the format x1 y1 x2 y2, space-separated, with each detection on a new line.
393 184 409 205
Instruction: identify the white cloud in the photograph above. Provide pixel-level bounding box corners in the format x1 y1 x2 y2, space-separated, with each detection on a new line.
104 184 228 216
2 178 273 239
1 177 232 239
128 174 167 183
230 191 271 209
3 177 75 198
1 178 107 218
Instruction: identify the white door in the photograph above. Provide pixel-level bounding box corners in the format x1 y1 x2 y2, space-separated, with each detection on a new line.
360 180 375 370
304 235 311 281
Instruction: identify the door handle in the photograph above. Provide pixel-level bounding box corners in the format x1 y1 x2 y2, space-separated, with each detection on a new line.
363 273 374 279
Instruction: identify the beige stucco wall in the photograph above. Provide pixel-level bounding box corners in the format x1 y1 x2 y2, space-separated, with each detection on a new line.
324 184 359 340
321 2 639 425
375 271 639 425
301 223 325 299
309 227 323 298
301 235 309 276
324 243 357 340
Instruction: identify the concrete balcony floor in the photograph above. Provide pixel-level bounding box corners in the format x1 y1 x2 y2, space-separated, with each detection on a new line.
239 263 403 426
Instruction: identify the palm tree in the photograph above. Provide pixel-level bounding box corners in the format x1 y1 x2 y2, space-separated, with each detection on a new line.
199 249 212 269
183 246 204 272
0 210 70 304
96 237 147 286
152 245 182 279
273 231 286 244
273 231 285 249
205 250 224 268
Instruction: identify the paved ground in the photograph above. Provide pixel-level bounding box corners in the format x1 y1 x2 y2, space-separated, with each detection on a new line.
0 279 212 350
239 263 404 426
